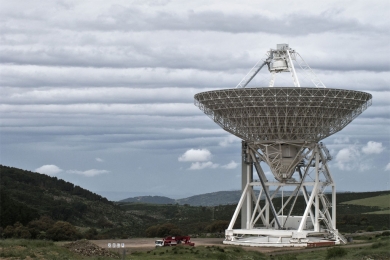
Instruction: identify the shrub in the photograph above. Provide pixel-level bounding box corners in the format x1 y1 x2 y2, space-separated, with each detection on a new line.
366 226 374 232
371 242 385 249
84 228 98 239
3 222 31 239
145 223 183 237
3 225 14 238
28 216 54 232
326 247 347 259
382 231 390 236
206 220 229 233
46 221 80 241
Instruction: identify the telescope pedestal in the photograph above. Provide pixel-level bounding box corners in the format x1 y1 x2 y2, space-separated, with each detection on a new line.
224 142 346 247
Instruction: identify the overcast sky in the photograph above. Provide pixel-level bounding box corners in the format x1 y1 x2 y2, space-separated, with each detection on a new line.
1 0 389 200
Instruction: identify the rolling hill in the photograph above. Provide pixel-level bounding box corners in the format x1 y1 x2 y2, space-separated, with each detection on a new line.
0 165 148 236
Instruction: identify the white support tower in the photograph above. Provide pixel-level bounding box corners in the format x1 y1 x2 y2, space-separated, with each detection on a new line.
194 44 371 247
223 141 347 247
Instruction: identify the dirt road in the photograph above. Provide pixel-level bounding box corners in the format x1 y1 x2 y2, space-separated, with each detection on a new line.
90 237 375 256
90 238 298 254
91 238 224 251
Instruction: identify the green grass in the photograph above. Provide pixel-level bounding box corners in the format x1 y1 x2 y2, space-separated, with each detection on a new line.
341 194 390 209
126 245 267 260
0 239 79 259
0 240 266 260
364 209 390 215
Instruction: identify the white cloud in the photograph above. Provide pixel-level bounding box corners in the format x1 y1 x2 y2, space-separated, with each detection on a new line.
333 137 350 144
222 160 238 169
335 146 361 171
385 163 390 171
361 141 385 154
178 149 212 162
188 161 219 170
219 136 240 147
35 165 63 175
66 169 110 177
95 157 104 162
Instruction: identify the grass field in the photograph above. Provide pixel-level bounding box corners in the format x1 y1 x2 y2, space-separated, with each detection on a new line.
341 194 390 214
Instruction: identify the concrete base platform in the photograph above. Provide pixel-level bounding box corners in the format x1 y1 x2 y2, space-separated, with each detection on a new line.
224 228 340 248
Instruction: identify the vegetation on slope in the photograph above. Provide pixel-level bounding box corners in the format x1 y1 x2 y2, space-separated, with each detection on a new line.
340 194 390 214
0 165 148 237
1 165 389 241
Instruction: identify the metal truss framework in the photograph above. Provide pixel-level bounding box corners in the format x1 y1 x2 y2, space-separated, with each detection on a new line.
194 87 372 143
194 45 372 247
235 44 326 89
223 142 347 247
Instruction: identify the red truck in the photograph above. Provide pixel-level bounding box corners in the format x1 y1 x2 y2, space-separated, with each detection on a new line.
155 236 195 247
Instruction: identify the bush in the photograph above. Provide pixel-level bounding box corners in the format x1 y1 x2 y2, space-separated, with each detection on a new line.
3 225 14 238
3 222 31 239
371 242 385 249
46 221 80 241
382 231 390 236
84 228 98 239
145 223 183 237
366 226 374 232
28 216 54 232
206 220 229 233
326 247 347 259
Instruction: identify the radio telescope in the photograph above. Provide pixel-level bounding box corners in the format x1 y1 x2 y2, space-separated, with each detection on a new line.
194 44 371 247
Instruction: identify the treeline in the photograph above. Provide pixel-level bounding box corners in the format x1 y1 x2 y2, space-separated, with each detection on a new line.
1 216 98 241
0 165 114 228
0 165 110 203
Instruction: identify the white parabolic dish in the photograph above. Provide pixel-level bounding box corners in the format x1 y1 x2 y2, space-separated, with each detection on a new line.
195 87 372 143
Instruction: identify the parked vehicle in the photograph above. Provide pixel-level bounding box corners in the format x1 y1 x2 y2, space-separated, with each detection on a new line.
155 236 195 247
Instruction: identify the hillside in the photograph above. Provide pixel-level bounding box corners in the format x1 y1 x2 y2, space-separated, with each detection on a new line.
0 165 148 236
120 195 175 204
120 190 295 206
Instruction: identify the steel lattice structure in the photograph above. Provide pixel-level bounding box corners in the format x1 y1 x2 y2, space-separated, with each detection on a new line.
195 87 372 143
193 44 372 247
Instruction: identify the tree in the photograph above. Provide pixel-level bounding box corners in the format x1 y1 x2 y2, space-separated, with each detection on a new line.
146 225 159 237
46 221 80 241
145 223 183 237
97 217 113 229
84 228 98 239
206 220 230 233
3 225 14 238
2 222 31 239
28 215 55 231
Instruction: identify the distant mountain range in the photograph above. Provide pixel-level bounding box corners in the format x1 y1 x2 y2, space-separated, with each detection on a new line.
119 190 295 206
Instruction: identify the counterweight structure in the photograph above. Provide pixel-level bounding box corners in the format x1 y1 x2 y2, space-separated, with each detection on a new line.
194 44 372 247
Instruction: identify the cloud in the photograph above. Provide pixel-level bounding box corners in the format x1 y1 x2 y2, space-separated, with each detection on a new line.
219 136 240 147
35 165 63 175
188 161 219 170
335 145 361 171
385 163 390 171
222 160 238 169
178 149 212 162
333 137 350 144
95 157 104 162
66 169 110 177
361 141 385 154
